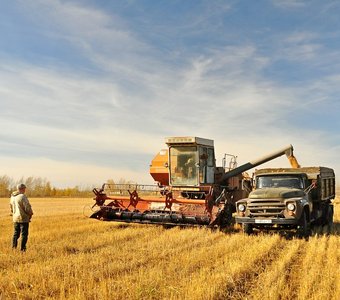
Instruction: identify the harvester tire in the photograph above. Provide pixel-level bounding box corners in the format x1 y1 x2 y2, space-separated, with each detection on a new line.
242 223 253 235
219 203 234 228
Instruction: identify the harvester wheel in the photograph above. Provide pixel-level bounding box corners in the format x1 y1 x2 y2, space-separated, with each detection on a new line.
220 204 233 228
210 204 233 229
242 223 253 235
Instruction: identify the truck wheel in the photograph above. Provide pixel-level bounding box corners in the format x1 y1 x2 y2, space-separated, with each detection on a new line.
242 223 253 235
322 205 334 235
297 210 310 239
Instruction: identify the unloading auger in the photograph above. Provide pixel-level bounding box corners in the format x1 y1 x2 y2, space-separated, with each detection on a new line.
90 137 299 228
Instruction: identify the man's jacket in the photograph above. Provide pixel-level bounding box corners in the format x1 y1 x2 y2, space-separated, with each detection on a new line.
10 191 33 223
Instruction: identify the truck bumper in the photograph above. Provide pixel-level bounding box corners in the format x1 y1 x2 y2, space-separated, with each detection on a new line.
235 217 298 225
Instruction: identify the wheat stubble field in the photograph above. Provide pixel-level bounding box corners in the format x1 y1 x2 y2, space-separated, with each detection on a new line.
0 197 339 300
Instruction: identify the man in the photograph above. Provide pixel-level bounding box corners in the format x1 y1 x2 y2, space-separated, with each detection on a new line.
10 183 33 251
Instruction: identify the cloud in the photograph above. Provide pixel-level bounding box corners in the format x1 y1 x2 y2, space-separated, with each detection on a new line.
1 1 339 187
1 29 336 177
284 32 317 44
21 0 129 40
0 63 123 129
272 32 323 62
271 0 306 9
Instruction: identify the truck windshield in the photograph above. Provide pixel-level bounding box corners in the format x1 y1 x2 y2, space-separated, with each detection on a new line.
256 175 303 189
169 146 198 186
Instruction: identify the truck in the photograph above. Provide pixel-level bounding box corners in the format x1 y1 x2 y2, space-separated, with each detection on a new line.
235 167 336 237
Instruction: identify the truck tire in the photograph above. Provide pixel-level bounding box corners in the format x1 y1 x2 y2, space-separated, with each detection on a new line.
242 223 254 235
297 210 310 239
322 205 334 235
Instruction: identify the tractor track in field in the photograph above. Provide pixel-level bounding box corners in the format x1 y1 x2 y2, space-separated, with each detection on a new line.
220 237 287 299
279 242 305 299
220 238 304 300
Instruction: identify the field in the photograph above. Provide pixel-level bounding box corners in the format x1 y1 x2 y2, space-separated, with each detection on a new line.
0 197 339 300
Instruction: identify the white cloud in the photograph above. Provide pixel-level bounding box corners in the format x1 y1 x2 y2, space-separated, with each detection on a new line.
267 31 323 62
271 0 306 8
279 43 322 61
23 0 129 40
0 0 339 187
284 32 317 44
0 63 123 128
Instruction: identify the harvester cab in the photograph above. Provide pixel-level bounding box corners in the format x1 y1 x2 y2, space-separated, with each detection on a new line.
166 137 215 187
90 137 298 229
149 137 219 189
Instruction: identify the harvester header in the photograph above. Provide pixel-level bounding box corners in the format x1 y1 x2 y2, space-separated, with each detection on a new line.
90 137 299 228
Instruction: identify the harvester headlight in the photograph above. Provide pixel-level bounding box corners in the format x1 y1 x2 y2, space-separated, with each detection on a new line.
287 203 296 211
238 204 246 212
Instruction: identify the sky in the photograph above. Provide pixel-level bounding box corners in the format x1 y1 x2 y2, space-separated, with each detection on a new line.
1 0 340 188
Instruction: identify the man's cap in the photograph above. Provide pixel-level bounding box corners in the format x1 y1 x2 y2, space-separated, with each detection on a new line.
17 183 27 190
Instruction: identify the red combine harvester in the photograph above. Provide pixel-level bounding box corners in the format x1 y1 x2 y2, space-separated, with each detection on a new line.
90 137 299 228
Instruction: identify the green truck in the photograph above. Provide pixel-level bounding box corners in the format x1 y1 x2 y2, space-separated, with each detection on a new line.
235 167 335 237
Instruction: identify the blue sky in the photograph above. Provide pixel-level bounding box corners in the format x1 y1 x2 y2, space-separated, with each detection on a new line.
0 0 339 187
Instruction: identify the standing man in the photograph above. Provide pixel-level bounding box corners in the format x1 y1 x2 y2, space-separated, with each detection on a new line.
10 183 33 251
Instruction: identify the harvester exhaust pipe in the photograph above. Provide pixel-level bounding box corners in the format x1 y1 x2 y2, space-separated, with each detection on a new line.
219 144 297 185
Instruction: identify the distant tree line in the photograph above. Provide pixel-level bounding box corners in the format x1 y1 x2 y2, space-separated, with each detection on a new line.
0 175 94 198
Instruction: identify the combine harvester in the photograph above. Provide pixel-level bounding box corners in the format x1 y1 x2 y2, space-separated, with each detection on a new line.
90 137 299 229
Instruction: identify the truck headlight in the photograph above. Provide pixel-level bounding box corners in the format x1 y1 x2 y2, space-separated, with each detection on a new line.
238 204 246 212
287 203 296 211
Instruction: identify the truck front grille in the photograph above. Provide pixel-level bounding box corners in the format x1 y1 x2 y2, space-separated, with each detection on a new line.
247 199 285 217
